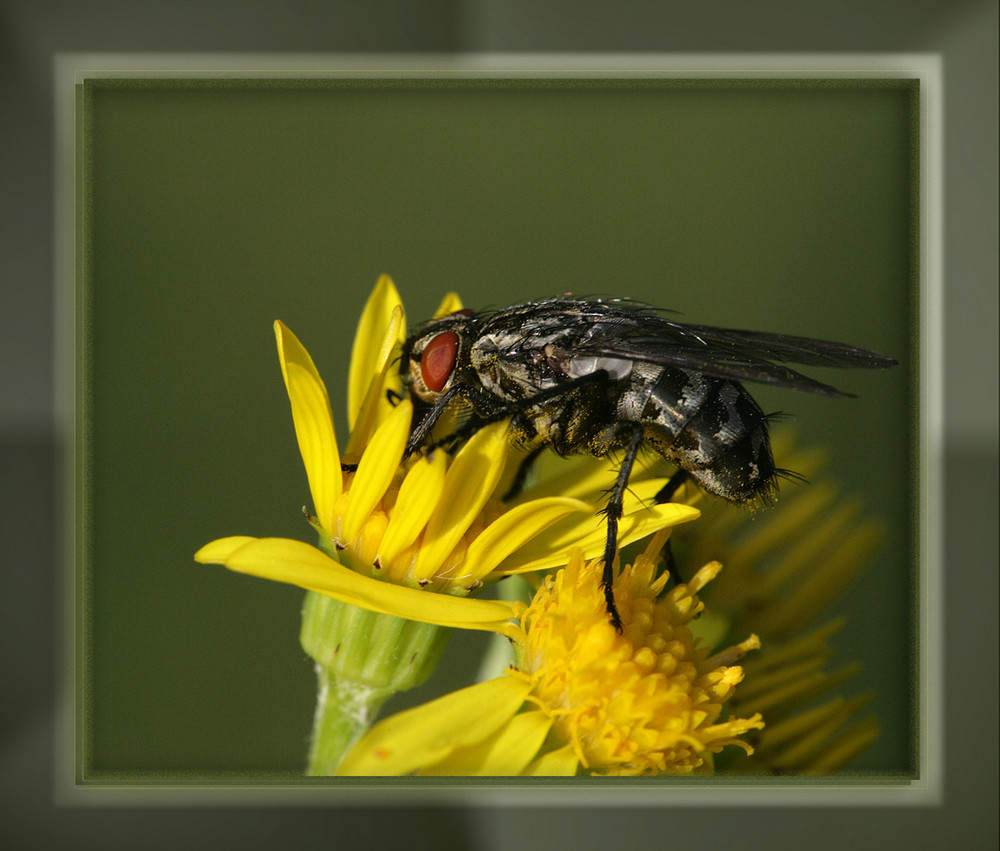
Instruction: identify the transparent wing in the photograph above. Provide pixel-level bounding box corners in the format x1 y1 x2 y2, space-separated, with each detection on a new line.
529 301 898 398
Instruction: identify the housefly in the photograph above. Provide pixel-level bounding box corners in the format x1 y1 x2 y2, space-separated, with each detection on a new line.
400 297 897 629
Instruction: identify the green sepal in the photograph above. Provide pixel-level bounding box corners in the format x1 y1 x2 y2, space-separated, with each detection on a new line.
300 590 452 775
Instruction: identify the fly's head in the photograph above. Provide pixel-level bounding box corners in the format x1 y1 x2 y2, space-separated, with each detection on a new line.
402 309 476 405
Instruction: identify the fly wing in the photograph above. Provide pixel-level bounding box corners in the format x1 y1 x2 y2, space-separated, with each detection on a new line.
573 311 897 398
680 325 899 369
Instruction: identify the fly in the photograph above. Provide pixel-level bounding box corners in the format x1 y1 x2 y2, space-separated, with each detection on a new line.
400 297 897 630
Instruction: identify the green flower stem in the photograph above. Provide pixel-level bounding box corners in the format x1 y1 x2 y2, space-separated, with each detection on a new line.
306 670 392 777
300 590 452 775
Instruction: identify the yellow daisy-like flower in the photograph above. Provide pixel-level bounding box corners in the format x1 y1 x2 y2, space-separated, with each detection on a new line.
196 275 698 634
338 530 764 776
195 275 699 774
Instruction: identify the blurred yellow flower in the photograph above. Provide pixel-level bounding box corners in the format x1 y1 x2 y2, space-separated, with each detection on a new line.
675 435 884 774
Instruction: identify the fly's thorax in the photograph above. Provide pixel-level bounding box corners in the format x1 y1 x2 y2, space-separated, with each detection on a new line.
469 331 563 402
469 336 628 456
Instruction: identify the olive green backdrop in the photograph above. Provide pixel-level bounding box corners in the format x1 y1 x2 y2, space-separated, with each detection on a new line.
79 78 915 779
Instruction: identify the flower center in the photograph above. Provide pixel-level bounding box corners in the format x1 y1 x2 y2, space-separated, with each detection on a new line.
510 537 763 775
333 472 502 593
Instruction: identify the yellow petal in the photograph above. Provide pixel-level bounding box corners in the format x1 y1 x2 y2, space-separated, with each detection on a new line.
337 676 532 776
341 399 412 543
197 536 519 634
426 710 553 776
414 422 509 581
523 742 581 776
461 497 594 582
345 305 405 458
499 502 701 575
727 483 836 568
472 710 553 776
510 455 614 505
378 451 448 567
762 521 881 636
194 536 258 563
802 717 880 774
433 291 464 318
513 451 665 506
348 275 404 429
274 321 341 532
760 498 862 596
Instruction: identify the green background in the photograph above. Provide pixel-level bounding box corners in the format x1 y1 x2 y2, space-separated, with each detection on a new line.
80 78 915 779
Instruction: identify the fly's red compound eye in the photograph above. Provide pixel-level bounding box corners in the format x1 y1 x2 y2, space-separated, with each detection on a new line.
420 331 459 392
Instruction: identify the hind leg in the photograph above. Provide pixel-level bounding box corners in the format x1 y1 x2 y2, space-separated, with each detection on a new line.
653 468 690 504
653 468 691 580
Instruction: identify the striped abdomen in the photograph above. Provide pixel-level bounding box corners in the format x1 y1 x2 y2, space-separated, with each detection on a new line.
636 366 777 503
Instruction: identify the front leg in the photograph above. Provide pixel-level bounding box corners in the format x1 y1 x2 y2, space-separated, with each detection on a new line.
404 383 468 458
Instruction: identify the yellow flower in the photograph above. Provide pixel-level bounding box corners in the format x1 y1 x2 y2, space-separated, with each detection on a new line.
196 275 698 634
194 275 701 775
337 530 764 776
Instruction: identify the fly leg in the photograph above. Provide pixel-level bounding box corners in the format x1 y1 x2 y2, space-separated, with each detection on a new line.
406 370 612 458
501 444 546 501
653 469 690 504
404 381 520 458
653 469 691 579
403 384 467 458
601 423 645 632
